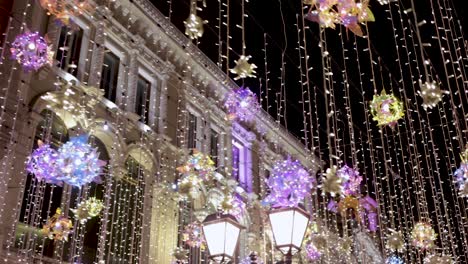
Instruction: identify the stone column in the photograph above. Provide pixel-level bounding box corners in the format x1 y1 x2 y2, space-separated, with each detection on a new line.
125 46 141 113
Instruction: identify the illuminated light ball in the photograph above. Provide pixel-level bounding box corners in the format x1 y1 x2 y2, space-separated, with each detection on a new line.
42 208 73 242
386 230 405 253
220 194 246 220
386 255 404 264
454 163 468 197
39 0 89 25
418 80 448 109
305 242 322 261
71 197 104 223
26 140 61 185
177 150 216 181
184 13 207 40
230 55 257 80
264 157 315 207
182 221 206 248
55 135 106 187
224 87 260 122
411 222 437 250
423 254 455 264
321 165 343 197
370 90 404 128
10 32 50 71
336 165 362 196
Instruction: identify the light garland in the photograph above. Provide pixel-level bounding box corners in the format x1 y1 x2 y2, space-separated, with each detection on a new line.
182 221 206 248
304 0 375 36
423 254 455 264
42 208 73 242
71 197 104 224
411 222 437 250
26 140 61 185
39 0 89 25
230 55 257 80
10 31 52 71
418 80 448 110
224 87 260 122
264 157 315 207
370 90 404 128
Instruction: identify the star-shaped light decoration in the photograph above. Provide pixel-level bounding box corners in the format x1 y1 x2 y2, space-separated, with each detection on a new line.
386 229 405 253
184 13 207 40
336 165 362 196
71 197 104 224
26 140 61 185
370 90 404 128
42 208 73 242
321 165 343 197
423 254 455 264
224 86 260 122
230 55 257 80
10 32 51 71
411 222 437 250
418 80 448 109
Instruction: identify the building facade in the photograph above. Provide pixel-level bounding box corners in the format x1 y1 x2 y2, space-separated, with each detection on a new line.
0 0 319 263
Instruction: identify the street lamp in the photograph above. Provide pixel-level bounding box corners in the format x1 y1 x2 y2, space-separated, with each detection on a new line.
268 206 310 263
202 214 244 263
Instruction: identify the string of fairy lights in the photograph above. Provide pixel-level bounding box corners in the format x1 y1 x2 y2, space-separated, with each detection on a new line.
0 0 467 263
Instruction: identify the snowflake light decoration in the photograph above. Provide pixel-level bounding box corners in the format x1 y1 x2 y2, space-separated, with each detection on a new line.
39 0 89 25
184 13 207 39
418 81 448 109
305 242 322 261
321 165 343 197
230 55 257 80
55 135 106 187
424 254 455 264
42 208 73 242
182 221 206 248
411 222 437 250
26 141 61 185
336 165 362 196
71 197 104 223
264 157 315 207
304 0 375 36
386 230 405 253
386 255 405 264
224 87 260 122
220 194 246 220
370 90 404 128
10 32 51 71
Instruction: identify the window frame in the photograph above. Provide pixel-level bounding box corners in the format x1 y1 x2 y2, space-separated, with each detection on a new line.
136 65 159 126
101 38 125 104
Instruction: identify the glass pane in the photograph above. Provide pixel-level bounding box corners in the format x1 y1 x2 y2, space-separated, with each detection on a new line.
55 26 83 76
100 51 120 102
136 76 151 124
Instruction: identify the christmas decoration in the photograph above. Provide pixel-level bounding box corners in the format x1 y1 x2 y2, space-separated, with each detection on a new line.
321 165 343 196
177 174 204 199
42 208 73 242
230 55 257 80
418 80 448 109
338 195 361 221
182 221 206 248
184 14 207 39
26 140 61 185
39 0 89 25
327 199 338 213
55 135 106 187
370 90 404 128
336 165 362 196
411 222 437 250
385 230 405 253
71 197 104 224
304 0 375 36
264 157 315 207
305 242 322 261
10 32 51 71
358 195 378 231
224 87 260 122
423 254 455 264
454 163 468 197
172 246 189 264
219 194 246 220
177 150 216 181
385 255 404 264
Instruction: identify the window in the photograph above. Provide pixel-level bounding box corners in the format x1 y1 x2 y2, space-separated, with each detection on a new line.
135 75 151 124
210 129 219 167
232 144 241 181
55 25 83 76
264 169 271 196
100 50 120 102
187 113 198 149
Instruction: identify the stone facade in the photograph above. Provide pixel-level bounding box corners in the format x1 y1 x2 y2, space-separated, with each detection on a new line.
0 0 319 263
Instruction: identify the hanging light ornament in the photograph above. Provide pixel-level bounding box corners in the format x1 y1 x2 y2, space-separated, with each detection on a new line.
305 242 322 261
321 165 342 196
55 135 106 187
230 55 257 80
182 221 206 248
304 0 375 36
370 90 404 128
454 145 468 197
26 140 61 185
39 0 89 25
42 208 73 242
418 80 448 109
224 86 260 122
386 255 405 264
358 195 378 231
385 229 405 253
71 197 104 223
184 0 207 39
264 157 315 207
336 164 362 196
177 150 216 181
10 32 52 71
411 222 437 250
338 195 361 221
219 194 246 220
423 254 455 264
